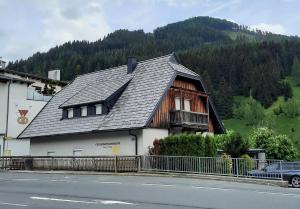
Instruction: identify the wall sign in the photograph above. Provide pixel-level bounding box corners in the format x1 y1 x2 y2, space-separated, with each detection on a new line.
17 109 29 125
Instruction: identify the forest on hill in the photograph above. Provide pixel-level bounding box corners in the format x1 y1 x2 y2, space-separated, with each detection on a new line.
7 16 300 118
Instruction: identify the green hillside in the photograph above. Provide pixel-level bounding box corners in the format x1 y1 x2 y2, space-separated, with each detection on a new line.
223 78 300 159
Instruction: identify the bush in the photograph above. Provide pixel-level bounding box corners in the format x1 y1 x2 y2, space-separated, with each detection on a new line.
223 133 250 158
282 98 300 118
237 154 254 175
233 97 265 125
149 133 217 157
249 127 297 161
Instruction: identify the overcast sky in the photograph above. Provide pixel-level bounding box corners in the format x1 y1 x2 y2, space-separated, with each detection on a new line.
0 0 299 62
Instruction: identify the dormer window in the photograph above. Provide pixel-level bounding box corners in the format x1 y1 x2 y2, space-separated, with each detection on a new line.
81 106 87 117
96 104 102 115
67 108 73 118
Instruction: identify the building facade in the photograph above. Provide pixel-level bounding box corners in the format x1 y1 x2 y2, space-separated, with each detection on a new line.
0 67 67 156
19 54 225 156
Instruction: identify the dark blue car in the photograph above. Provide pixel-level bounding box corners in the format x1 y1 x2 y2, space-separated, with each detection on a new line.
248 162 300 188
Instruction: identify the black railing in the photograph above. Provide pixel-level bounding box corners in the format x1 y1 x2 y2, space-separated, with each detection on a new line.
170 110 208 127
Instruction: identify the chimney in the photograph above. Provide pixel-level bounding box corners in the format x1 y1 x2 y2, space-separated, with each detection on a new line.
48 69 61 81
127 57 137 74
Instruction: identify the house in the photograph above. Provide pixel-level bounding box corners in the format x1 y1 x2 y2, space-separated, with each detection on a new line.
0 66 67 156
19 54 225 156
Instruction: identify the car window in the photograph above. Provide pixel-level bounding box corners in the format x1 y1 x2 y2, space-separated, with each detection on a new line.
282 163 294 170
265 163 279 171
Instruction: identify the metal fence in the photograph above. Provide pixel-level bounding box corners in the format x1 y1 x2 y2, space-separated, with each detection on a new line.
0 155 285 180
141 155 284 180
0 156 140 172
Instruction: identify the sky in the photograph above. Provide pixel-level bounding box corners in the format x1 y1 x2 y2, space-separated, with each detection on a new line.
0 0 300 62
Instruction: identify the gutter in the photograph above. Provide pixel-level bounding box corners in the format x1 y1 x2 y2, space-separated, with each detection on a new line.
129 129 138 155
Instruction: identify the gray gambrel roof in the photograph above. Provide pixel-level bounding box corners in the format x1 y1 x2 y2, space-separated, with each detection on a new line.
19 54 225 138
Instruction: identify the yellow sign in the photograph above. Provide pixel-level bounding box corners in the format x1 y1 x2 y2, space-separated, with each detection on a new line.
112 145 119 155
4 149 11 156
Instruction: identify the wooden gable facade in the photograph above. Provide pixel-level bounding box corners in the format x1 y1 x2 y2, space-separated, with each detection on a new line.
150 77 215 133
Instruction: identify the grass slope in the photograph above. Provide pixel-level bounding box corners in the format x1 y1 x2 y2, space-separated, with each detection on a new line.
223 78 300 159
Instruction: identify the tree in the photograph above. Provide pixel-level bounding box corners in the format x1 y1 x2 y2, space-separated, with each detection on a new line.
249 127 297 161
283 98 300 118
291 57 300 86
223 133 250 158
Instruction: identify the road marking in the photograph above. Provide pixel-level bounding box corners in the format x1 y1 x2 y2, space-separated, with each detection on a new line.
192 186 234 191
50 179 78 183
13 178 39 181
30 197 137 206
0 202 28 207
30 197 97 204
96 181 122 184
96 200 137 205
141 183 176 187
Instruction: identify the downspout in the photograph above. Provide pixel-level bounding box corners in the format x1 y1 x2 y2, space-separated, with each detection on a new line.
129 129 138 155
3 80 12 156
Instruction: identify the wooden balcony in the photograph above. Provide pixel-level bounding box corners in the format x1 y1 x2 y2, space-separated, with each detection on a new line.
170 110 209 130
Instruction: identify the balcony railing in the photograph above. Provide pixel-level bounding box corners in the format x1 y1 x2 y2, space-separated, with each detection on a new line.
170 110 209 129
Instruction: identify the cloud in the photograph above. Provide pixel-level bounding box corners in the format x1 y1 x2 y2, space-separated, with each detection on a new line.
0 0 111 61
250 23 286 34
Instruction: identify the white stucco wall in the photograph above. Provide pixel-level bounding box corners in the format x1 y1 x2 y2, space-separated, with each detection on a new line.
29 128 169 156
30 130 142 156
0 83 8 135
141 128 169 155
4 139 30 156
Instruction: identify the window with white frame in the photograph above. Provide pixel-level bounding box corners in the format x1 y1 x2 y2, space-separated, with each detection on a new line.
67 108 73 118
81 106 87 117
175 97 181 110
184 99 191 111
96 104 102 115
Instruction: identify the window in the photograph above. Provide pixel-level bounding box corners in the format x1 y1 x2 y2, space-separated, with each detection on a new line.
47 151 55 156
81 106 87 117
175 97 181 110
73 149 82 156
87 105 96 116
73 107 81 118
184 99 191 111
96 104 102 115
67 108 73 118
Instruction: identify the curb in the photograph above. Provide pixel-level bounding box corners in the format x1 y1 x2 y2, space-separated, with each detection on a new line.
2 170 288 187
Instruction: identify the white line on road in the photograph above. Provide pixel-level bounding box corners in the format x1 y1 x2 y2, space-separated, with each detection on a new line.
13 178 39 181
0 202 28 207
192 186 234 191
96 181 122 184
30 196 137 206
96 200 137 205
50 179 79 183
141 183 176 187
30 196 97 204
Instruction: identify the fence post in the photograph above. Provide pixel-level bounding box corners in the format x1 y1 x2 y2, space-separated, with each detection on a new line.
235 158 239 177
280 160 283 181
51 157 54 170
114 156 118 173
137 156 141 172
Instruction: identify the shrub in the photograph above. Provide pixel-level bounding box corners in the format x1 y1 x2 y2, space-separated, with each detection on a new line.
282 98 300 118
149 133 217 157
237 154 254 175
223 133 250 158
233 97 265 125
249 127 297 161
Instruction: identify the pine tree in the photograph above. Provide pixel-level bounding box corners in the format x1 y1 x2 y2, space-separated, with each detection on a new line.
291 57 300 86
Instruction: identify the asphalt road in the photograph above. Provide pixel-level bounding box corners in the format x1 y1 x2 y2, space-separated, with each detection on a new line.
0 172 299 209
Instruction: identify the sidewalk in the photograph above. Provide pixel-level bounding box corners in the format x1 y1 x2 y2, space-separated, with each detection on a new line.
3 169 288 187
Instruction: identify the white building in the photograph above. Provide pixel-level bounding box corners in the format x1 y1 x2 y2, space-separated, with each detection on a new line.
19 54 225 156
0 67 67 156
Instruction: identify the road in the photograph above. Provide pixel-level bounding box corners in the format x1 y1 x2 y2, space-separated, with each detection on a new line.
0 172 299 209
